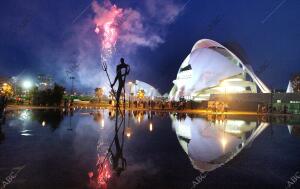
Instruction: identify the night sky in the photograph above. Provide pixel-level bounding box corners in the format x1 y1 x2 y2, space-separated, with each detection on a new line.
0 0 300 94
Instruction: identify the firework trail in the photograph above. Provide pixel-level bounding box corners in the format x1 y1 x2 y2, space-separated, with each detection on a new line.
92 0 123 68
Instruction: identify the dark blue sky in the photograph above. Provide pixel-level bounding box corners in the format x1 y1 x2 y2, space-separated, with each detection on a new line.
0 0 300 93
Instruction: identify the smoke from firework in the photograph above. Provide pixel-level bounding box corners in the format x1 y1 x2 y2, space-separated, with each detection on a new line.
56 0 184 92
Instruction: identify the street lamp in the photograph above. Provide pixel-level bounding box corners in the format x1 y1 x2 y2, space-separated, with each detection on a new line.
22 80 32 90
69 76 75 95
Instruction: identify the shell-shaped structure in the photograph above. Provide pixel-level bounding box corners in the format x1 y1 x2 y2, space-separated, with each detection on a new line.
169 39 270 101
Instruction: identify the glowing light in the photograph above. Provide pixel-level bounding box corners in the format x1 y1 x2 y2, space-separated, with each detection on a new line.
149 123 153 132
21 133 32 136
101 119 104 128
220 137 227 151
126 132 131 138
138 116 141 123
20 110 31 121
22 80 33 89
1 82 13 96
42 121 46 127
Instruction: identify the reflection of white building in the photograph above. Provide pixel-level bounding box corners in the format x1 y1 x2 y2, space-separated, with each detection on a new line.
171 114 269 172
169 39 270 101
127 80 161 98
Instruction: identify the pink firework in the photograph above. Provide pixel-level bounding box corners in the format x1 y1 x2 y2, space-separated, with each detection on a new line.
93 1 123 63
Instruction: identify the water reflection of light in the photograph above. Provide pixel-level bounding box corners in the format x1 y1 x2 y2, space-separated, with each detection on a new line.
220 137 227 151
20 110 31 121
20 129 32 136
101 119 104 128
149 123 153 132
97 163 111 184
21 133 32 136
42 121 46 127
138 116 141 123
89 159 111 188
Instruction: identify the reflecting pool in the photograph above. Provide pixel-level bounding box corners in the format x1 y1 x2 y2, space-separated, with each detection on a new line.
0 109 300 189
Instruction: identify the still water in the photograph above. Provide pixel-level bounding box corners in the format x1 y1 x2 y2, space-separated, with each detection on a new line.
0 108 300 189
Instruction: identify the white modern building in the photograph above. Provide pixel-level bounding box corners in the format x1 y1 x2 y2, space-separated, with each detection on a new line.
127 80 161 98
169 39 270 101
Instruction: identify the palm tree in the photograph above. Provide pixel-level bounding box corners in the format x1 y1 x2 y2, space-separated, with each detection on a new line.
95 88 104 103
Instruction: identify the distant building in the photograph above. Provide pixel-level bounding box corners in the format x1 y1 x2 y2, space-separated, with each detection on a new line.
37 74 53 91
127 80 161 99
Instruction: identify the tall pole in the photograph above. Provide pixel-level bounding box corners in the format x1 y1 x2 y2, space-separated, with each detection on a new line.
70 76 75 95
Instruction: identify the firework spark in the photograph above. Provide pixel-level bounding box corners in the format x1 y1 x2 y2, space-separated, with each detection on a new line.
92 1 123 64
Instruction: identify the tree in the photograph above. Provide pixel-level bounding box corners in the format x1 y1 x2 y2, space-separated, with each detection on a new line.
52 84 65 106
0 83 13 97
95 88 104 102
32 83 65 106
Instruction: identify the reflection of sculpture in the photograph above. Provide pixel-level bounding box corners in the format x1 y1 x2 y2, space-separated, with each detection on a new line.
108 114 127 176
89 99 127 188
171 114 269 172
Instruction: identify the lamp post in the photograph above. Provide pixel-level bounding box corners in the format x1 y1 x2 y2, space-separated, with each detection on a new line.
69 76 75 96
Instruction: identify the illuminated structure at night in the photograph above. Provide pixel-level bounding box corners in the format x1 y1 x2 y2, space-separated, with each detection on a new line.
171 115 269 172
127 80 161 98
169 39 270 101
37 74 54 91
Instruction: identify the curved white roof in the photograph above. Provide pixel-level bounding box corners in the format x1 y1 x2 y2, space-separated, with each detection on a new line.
169 39 270 101
127 80 161 97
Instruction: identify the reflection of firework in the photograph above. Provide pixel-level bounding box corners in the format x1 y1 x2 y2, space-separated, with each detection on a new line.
89 157 111 189
97 161 111 185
